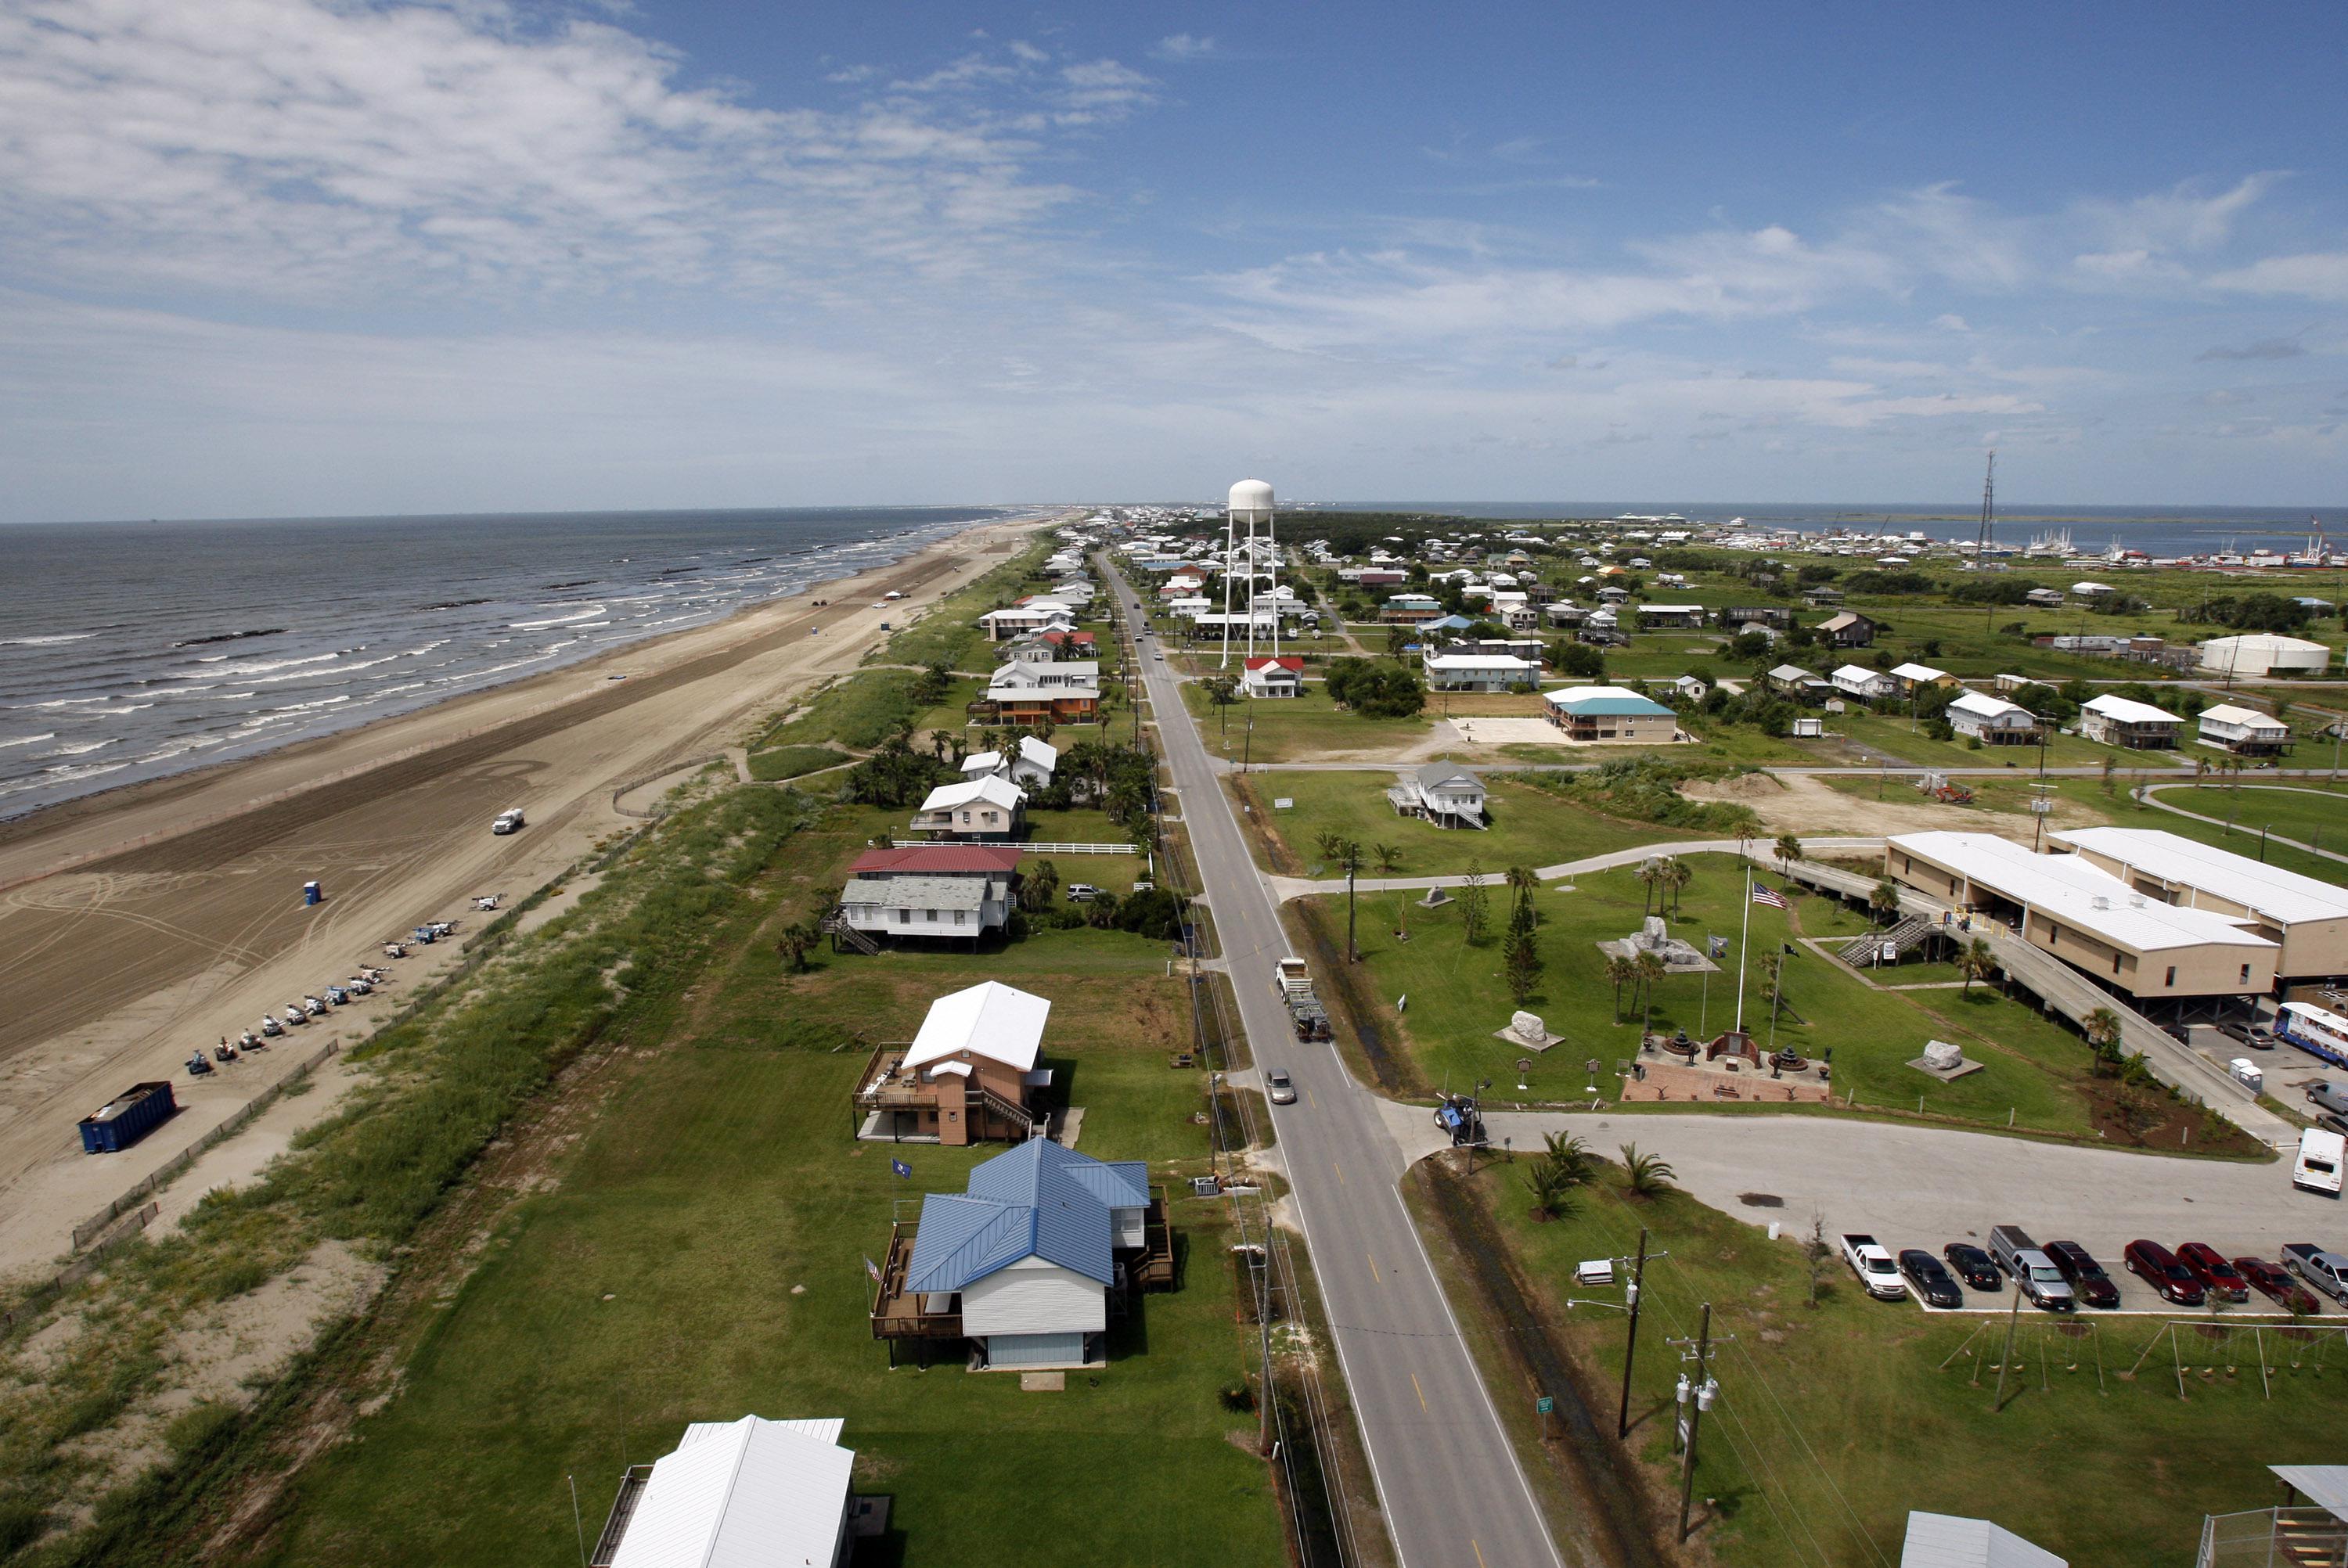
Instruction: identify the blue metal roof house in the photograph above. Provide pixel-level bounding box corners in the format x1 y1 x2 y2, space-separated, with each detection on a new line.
873 1140 1168 1369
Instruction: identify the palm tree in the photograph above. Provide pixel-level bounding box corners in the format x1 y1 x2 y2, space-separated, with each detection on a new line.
773 918 823 973
1505 864 1539 919
1635 949 1668 1035
1542 1131 1595 1185
1373 843 1403 876
1957 937 1997 994
1619 1143 1677 1198
2083 1005 2124 1068
1869 876 1902 928
1336 838 1365 961
1662 856 1693 916
1735 827 1756 865
1314 829 1345 864
1604 953 1639 1022
1774 834 1803 872
1525 1161 1576 1222
1635 858 1662 916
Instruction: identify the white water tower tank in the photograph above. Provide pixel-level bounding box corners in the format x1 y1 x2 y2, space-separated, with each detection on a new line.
1228 479 1275 522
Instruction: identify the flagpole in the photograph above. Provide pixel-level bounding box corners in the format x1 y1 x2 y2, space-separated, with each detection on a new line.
1734 867 1752 1034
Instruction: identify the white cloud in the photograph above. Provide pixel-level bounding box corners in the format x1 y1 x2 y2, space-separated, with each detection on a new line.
2208 252 2348 303
0 1 1143 303
1932 315 1973 332
1151 34 1218 63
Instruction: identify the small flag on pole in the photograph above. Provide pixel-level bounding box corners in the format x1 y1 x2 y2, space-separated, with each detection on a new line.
1709 935 1727 959
863 1254 882 1283
1751 883 1787 910
890 1157 913 1180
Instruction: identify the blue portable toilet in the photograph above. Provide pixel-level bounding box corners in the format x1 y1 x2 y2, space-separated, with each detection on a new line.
304 880 322 906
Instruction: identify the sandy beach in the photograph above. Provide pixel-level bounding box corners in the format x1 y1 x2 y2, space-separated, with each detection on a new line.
0 509 1057 1279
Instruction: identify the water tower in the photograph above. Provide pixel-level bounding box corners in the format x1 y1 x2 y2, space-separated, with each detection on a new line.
1221 478 1278 667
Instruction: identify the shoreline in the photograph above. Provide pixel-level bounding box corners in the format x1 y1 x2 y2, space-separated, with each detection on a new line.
0 509 1051 890
0 507 1061 1278
0 507 1030 849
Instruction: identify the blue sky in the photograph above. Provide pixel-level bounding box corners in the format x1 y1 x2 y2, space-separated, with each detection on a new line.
2 0 2344 521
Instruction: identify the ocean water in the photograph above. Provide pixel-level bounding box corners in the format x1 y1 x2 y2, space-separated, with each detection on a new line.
0 507 1007 820
1330 502 2343 556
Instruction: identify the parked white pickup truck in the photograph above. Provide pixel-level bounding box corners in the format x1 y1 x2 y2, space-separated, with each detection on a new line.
2282 1243 2348 1307
1841 1233 1907 1300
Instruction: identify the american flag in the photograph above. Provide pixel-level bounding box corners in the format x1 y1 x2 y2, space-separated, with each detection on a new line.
1751 883 1787 909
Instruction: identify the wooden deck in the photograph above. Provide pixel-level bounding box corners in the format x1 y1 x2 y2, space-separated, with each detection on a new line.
870 1221 963 1341
1130 1189 1176 1291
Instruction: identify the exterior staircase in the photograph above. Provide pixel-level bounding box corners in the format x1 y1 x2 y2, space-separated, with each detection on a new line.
972 1081 1043 1136
1841 914 1937 966
819 908 882 955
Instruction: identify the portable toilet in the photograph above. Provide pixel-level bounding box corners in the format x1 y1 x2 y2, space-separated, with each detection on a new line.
303 880 322 907
2231 1056 2263 1094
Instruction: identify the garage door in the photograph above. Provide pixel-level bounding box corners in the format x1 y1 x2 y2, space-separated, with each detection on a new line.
987 1332 1086 1368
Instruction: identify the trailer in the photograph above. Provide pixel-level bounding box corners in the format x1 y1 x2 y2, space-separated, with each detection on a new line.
79 1081 177 1154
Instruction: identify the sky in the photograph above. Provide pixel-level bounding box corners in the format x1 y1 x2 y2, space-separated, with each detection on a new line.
2 1 2346 522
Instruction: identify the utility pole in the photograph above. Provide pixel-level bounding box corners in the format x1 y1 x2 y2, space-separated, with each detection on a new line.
1669 1304 1722 1545
1975 450 1997 634
1618 1229 1650 1439
1993 1275 2025 1410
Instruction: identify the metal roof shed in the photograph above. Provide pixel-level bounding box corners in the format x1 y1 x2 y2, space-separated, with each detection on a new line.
604 1416 855 1568
1899 1510 2066 1567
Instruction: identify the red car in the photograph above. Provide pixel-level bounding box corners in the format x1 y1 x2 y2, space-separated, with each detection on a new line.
2123 1239 2206 1306
2176 1243 2250 1304
2235 1257 2321 1316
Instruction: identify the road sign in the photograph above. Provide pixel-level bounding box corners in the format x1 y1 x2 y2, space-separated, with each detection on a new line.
1536 1396 1554 1415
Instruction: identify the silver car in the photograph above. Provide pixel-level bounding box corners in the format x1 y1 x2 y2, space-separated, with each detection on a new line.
1266 1070 1297 1106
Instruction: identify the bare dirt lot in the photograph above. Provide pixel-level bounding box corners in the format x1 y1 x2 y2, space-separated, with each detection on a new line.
1678 770 2109 840
0 514 1049 1278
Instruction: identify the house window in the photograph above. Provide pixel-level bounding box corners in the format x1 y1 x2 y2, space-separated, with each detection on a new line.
896 909 909 924
2165 966 2177 987
2240 963 2251 984
954 910 967 925
2112 955 2122 975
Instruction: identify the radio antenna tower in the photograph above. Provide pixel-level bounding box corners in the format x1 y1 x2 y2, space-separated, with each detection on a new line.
1223 479 1277 668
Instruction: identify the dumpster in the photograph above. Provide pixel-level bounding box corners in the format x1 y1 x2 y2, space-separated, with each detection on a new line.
79 1081 177 1154
303 880 322 906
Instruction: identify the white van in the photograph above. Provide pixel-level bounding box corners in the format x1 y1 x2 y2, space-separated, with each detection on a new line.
2294 1127 2345 1198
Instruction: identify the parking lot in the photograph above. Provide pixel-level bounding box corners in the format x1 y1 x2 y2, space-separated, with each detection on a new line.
1485 1108 2346 1315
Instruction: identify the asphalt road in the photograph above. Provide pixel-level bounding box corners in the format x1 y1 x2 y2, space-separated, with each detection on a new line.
1105 560 1569 1568
1483 1110 2347 1314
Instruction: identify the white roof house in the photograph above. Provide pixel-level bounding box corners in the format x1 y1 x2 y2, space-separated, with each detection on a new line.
1423 653 1540 690
2197 703 2291 752
1888 661 1953 689
963 736 1057 786
2080 694 2174 726
1946 690 2039 742
2198 633 2332 678
905 980 1051 1072
1831 664 1900 699
606 1415 855 1568
917 775 1024 817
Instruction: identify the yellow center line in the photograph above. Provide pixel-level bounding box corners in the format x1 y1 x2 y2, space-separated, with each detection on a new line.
1367 1250 1381 1285
1472 1540 1487 1568
1334 1158 1346 1187
1307 1088 1318 1108
1411 1372 1428 1412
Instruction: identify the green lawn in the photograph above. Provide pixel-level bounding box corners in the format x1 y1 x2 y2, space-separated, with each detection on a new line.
259 804 1282 1568
1180 682 1432 763
1295 861 2106 1133
2152 782 2348 847
746 743 852 782
1233 768 1703 877
1834 711 2118 771
1426 1156 2348 1568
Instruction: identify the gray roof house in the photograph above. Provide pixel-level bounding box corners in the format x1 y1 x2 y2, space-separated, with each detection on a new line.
873 1139 1168 1370
1388 763 1486 829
